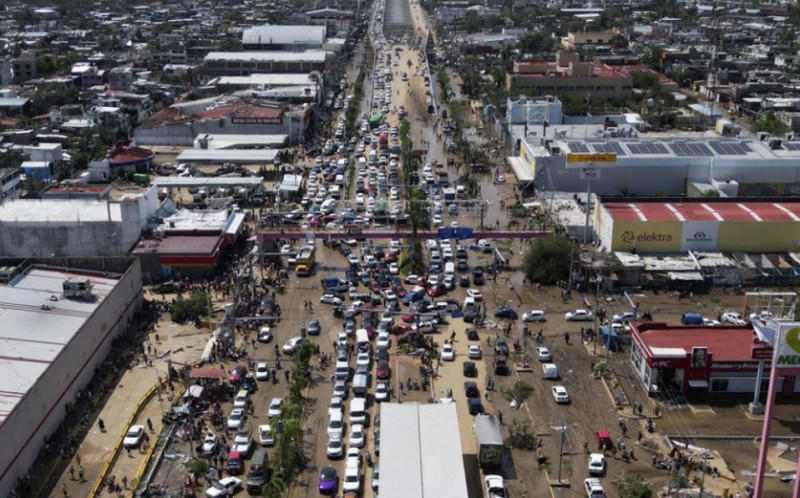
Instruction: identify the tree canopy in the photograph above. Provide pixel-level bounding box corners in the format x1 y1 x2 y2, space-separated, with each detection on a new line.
523 236 572 285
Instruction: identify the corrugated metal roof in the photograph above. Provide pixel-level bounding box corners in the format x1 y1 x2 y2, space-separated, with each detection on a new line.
380 403 468 498
241 25 326 45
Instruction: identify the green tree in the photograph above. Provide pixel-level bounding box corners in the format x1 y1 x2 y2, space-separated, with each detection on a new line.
523 236 572 285
501 380 534 406
188 458 208 478
171 291 211 323
505 419 538 450
618 474 653 498
262 470 287 498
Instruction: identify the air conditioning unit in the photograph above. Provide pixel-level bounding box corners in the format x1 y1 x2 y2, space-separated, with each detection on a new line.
63 278 93 299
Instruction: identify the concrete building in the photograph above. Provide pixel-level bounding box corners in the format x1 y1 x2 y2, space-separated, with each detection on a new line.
512 124 800 197
203 50 330 76
628 321 800 397
595 198 800 254
0 167 21 201
561 28 619 49
134 99 312 146
11 51 37 82
0 258 143 497
241 25 327 50
506 96 563 126
0 190 159 257
203 73 323 104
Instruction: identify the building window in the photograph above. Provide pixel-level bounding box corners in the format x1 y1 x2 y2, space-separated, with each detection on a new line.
710 378 728 392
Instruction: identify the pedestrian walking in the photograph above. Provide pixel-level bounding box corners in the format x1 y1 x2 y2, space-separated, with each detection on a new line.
147 418 153 432
61 483 68 497
484 389 489 400
497 410 503 425
78 466 85 483
69 465 75 480
637 431 643 443
285 370 290 382
652 454 658 467
584 442 589 454
122 476 128 489
76 454 81 466
98 419 105 432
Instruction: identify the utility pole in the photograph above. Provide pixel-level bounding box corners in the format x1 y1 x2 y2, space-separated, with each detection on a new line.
557 426 567 482
698 455 710 498
592 274 600 355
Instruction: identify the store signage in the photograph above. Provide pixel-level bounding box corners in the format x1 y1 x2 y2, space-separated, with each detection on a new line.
231 116 283 125
751 346 773 361
621 231 673 243
581 168 600 181
566 153 617 164
652 360 671 368
776 324 800 367
711 362 762 370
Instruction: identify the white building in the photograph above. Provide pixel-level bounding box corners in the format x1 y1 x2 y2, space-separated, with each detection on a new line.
0 188 159 257
0 260 142 497
241 25 327 50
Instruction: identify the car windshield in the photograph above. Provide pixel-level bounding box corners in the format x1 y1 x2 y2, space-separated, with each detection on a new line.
213 482 226 490
126 429 139 437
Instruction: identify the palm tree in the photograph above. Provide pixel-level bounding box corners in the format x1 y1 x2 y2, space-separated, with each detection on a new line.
262 470 287 498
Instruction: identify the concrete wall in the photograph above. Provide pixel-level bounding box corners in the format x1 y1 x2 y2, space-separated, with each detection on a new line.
135 113 307 146
0 260 142 497
0 219 141 257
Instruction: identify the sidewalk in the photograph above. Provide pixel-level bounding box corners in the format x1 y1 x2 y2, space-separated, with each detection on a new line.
54 319 210 498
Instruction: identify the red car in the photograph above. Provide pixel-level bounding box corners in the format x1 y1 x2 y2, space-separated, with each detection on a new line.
229 365 247 383
427 284 447 297
376 360 391 379
392 284 407 297
390 323 411 336
384 250 398 263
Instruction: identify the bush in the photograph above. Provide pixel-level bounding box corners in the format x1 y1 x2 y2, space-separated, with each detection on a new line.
171 291 211 323
505 419 539 450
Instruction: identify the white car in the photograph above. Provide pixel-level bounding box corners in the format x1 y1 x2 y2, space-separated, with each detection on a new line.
721 311 747 325
466 289 483 301
205 477 242 498
280 244 292 254
468 344 482 359
283 336 303 354
750 310 774 321
202 431 218 455
495 174 506 184
477 239 493 252
347 253 361 266
327 437 344 459
551 385 570 404
565 309 593 321
328 414 345 439
432 214 443 225
441 344 455 361
535 347 551 362
267 397 283 418
380 289 397 301
588 453 606 476
320 294 343 305
227 408 246 430
522 310 547 322
329 396 344 419
258 424 274 446
389 262 399 274
377 332 391 349
343 460 362 493
233 430 253 454
584 478 605 498
484 474 506 498
356 352 371 368
256 362 269 381
257 327 273 343
375 382 389 402
349 424 366 448
405 274 420 284
703 317 722 326
123 425 145 450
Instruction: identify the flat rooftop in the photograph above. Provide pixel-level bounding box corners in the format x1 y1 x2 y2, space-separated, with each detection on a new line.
633 323 757 361
175 149 278 163
132 235 221 255
204 50 328 62
0 199 122 223
0 266 119 423
604 199 800 223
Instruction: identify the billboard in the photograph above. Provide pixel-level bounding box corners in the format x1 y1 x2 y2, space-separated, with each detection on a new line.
680 221 719 251
776 323 800 368
717 222 800 253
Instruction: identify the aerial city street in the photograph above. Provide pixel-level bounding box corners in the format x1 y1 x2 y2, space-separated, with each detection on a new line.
1 0 800 498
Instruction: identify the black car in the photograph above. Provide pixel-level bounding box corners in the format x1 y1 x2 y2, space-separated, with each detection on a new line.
463 361 478 377
466 328 479 341
495 307 519 320
468 397 483 415
457 259 469 272
464 381 479 398
242 375 257 393
473 268 485 285
459 275 470 287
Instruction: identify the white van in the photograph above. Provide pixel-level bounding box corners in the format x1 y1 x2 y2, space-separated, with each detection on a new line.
355 328 370 350
335 361 350 381
335 174 345 187
543 363 559 380
444 261 455 276
369 150 377 165
329 185 341 199
353 373 369 397
349 398 367 425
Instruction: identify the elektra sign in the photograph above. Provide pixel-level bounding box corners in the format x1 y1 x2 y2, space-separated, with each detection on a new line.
621 230 673 243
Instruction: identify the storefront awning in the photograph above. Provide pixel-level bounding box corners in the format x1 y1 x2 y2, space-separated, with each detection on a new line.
688 379 709 388
189 366 226 379
506 156 534 183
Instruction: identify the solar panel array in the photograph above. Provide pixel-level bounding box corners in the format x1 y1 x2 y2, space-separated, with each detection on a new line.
783 143 800 151
709 142 752 155
628 143 669 155
593 142 627 156
670 142 713 157
568 142 591 153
